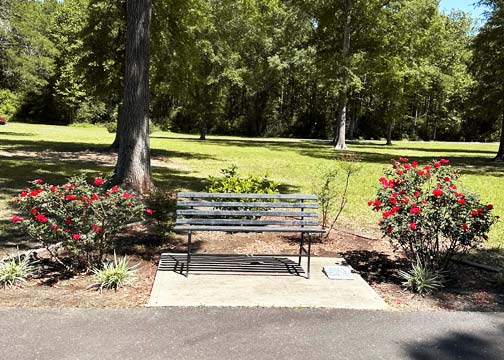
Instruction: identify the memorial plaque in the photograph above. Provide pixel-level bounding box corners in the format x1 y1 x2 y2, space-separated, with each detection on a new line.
323 265 354 280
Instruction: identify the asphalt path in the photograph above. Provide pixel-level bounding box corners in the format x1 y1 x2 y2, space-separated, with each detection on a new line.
1 308 503 360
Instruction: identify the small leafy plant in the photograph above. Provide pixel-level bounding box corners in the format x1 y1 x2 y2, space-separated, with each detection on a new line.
312 157 360 238
11 176 152 270
91 252 138 291
398 259 444 294
369 158 498 272
0 255 35 287
207 164 279 194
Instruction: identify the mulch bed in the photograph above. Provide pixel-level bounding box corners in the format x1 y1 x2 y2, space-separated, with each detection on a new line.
1 222 503 310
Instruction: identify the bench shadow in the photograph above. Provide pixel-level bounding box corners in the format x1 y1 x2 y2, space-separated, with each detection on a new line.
157 253 305 276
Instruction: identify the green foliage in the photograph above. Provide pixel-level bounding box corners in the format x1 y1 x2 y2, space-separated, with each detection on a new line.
91 252 137 291
370 158 498 271
398 258 444 294
0 255 35 287
0 89 19 117
105 122 117 134
11 176 149 270
207 164 278 194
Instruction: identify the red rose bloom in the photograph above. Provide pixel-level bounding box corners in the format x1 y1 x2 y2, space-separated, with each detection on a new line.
440 158 449 164
65 194 78 201
35 178 43 184
410 207 421 215
111 186 119 192
409 222 417 230
444 177 451 182
434 161 441 168
487 204 494 210
65 218 72 225
462 224 469 231
389 197 397 205
35 214 48 223
412 161 418 168
30 189 43 197
404 163 411 169
417 170 425 176
50 224 58 231
414 191 421 197
50 185 58 192
458 198 465 205
424 165 432 170
93 177 104 186
146 208 153 215
73 234 81 240
20 191 28 197
400 157 408 162
11 216 24 223
432 189 443 197
386 227 393 233
31 208 39 215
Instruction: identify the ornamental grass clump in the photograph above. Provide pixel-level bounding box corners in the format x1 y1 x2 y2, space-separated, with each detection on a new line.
11 176 153 271
398 258 444 294
369 158 498 273
0 255 35 287
91 252 138 291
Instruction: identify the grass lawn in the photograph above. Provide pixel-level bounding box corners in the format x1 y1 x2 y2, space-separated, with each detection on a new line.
1 122 503 249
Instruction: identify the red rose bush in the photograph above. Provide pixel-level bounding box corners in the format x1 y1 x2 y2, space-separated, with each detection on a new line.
369 158 498 272
11 176 151 270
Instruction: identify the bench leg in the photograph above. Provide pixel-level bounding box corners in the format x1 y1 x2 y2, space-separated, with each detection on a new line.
298 232 304 266
186 231 192 277
307 234 312 279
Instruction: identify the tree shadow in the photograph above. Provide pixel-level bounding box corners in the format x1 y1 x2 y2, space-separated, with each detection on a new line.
403 323 504 360
0 131 35 137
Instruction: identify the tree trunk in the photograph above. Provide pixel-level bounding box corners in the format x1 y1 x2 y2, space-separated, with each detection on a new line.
386 120 393 146
113 0 153 194
496 110 504 161
333 0 352 150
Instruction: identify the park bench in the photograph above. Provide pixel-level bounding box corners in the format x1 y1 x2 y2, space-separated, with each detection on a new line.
173 192 325 278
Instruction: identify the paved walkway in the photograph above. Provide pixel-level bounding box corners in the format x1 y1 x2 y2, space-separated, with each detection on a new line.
0 308 503 360
148 254 387 309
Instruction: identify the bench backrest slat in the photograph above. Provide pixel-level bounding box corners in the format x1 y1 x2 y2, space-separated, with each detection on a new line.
176 210 318 217
178 192 317 200
177 201 318 209
176 218 319 226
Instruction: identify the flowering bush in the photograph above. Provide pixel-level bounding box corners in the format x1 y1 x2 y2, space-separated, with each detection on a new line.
369 158 498 271
0 115 7 125
11 176 151 270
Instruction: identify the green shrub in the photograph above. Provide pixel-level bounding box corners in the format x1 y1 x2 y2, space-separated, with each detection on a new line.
398 259 444 294
91 253 138 291
369 158 498 272
11 176 151 270
105 122 117 133
207 164 278 194
0 255 35 287
0 89 19 118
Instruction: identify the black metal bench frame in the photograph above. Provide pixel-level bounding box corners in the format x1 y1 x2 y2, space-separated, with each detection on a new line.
174 192 325 279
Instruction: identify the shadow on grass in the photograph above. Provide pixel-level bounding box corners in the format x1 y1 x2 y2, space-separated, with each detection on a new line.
0 131 35 137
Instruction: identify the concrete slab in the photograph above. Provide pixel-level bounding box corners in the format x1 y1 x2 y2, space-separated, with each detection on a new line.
148 253 388 309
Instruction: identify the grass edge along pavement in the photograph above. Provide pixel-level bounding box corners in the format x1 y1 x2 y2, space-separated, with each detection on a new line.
1 122 503 250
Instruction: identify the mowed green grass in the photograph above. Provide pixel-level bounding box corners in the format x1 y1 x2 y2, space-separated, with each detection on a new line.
1 122 503 248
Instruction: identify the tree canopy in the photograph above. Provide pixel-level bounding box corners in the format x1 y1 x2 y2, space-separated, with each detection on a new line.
0 0 502 153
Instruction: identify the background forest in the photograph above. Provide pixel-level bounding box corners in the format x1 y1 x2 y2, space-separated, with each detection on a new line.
0 0 503 145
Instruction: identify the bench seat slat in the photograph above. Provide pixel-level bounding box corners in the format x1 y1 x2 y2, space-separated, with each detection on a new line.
174 225 325 233
177 201 318 209
176 210 318 217
177 192 317 200
176 218 319 226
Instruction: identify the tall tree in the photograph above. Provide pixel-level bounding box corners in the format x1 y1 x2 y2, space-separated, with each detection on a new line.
472 0 504 160
113 0 153 193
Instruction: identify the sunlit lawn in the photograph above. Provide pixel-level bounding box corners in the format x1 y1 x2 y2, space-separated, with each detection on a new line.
1 122 503 248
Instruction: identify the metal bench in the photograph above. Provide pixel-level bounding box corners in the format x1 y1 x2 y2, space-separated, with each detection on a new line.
173 192 325 278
